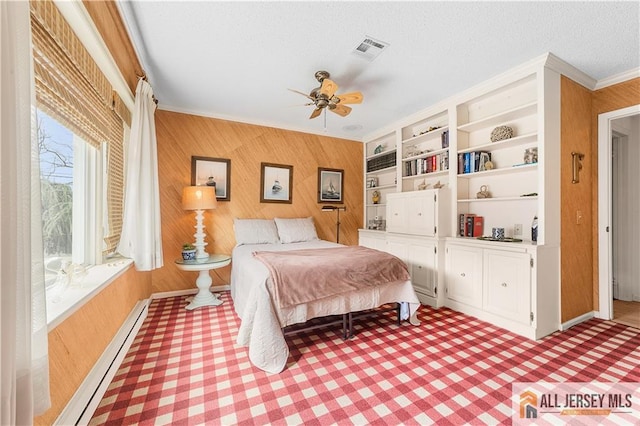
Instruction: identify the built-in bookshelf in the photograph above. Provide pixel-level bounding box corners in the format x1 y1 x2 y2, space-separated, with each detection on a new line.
364 132 397 231
361 54 568 339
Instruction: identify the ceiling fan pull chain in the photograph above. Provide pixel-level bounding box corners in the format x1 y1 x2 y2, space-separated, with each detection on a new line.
324 108 327 131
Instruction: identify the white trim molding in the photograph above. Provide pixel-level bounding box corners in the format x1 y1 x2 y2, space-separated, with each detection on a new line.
597 104 640 320
595 68 640 91
560 311 595 331
56 299 150 425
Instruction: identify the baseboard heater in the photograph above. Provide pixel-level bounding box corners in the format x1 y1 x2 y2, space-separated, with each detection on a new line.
55 299 150 425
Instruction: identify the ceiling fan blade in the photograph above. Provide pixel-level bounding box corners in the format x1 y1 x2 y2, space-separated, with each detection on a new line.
288 88 314 100
309 107 322 119
319 78 338 98
330 104 352 117
336 91 363 105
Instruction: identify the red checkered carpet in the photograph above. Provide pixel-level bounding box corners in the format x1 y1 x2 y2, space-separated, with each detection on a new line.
90 293 640 425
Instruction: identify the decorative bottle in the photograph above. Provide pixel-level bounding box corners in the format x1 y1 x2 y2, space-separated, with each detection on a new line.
531 215 538 242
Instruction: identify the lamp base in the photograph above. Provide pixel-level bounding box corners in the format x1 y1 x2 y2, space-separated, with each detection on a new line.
193 209 209 259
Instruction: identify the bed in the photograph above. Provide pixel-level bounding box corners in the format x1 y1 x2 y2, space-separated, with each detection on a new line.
230 217 421 373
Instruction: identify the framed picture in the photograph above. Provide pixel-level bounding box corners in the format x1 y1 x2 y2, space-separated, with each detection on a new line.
191 156 231 201
260 162 293 204
366 177 378 188
317 167 344 203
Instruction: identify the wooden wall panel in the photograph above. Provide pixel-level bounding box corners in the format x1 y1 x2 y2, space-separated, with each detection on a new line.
591 78 640 310
560 76 593 322
152 110 363 294
34 267 151 425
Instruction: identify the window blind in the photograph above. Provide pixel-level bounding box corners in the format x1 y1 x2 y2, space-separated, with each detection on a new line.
30 0 130 256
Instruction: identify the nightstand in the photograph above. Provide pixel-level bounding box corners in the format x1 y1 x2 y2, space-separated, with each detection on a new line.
175 254 231 310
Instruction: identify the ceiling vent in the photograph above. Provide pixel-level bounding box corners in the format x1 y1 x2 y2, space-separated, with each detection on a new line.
352 36 389 61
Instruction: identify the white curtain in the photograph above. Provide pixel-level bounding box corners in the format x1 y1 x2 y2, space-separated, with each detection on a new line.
1 1 51 423
118 79 164 270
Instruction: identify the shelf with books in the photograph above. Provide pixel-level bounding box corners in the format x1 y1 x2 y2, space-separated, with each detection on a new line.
403 170 448 180
403 146 449 161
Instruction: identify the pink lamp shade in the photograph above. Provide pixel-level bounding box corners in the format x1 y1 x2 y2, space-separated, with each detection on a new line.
182 186 217 210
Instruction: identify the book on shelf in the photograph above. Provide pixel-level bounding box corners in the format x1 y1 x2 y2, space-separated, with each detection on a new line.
463 153 471 174
473 216 484 237
366 151 396 172
458 153 464 174
465 214 475 237
441 130 449 149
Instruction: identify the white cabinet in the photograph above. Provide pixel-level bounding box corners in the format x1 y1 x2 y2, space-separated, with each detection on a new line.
358 231 444 307
483 249 531 325
445 243 482 308
358 229 387 252
386 189 448 237
445 239 541 339
407 239 438 298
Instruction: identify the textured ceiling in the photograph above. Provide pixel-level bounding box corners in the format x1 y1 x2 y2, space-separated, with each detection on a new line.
117 1 639 141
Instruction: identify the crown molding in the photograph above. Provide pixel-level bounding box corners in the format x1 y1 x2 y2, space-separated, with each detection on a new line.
594 68 640 90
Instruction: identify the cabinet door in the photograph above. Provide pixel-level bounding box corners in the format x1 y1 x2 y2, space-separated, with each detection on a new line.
445 245 482 307
359 233 386 252
386 237 408 263
483 250 531 324
386 196 405 233
408 241 437 297
408 192 436 236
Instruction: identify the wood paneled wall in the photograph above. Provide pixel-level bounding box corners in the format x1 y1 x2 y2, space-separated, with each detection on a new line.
34 267 151 425
590 78 640 310
560 76 593 322
151 110 363 293
82 0 142 94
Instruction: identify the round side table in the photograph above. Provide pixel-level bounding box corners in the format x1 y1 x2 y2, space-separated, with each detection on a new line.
175 254 231 310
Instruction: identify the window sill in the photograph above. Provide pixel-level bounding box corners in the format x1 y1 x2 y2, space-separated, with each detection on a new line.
46 258 134 331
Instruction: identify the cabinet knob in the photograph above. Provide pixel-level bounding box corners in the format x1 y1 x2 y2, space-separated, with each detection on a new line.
394 213 398 216
418 213 422 216
501 282 508 287
460 272 465 277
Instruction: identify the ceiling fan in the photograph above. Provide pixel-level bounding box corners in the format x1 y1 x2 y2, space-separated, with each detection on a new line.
289 71 363 119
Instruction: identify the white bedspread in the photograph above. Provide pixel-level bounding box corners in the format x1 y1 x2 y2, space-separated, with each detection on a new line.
231 240 421 374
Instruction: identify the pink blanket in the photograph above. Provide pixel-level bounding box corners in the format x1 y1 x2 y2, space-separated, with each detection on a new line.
253 246 410 309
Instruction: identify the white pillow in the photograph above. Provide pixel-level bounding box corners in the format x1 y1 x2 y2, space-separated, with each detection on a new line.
233 218 280 246
274 217 319 244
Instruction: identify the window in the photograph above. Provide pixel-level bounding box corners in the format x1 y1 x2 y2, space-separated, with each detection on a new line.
38 109 107 301
30 0 131 321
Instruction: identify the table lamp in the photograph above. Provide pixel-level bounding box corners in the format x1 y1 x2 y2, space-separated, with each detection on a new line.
182 186 217 260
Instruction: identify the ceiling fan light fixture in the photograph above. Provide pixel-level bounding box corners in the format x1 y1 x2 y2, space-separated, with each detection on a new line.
290 70 364 120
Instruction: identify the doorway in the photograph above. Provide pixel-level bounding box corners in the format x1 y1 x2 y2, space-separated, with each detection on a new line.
598 105 640 328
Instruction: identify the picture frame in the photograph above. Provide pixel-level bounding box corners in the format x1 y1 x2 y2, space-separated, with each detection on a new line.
317 167 344 203
191 156 231 201
260 162 293 204
366 177 378 188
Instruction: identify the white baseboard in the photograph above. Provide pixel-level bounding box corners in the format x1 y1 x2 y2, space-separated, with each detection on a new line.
560 311 595 331
56 299 150 426
56 286 232 424
151 285 230 300
151 288 197 299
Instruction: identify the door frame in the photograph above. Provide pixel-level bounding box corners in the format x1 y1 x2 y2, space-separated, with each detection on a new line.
597 104 640 319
